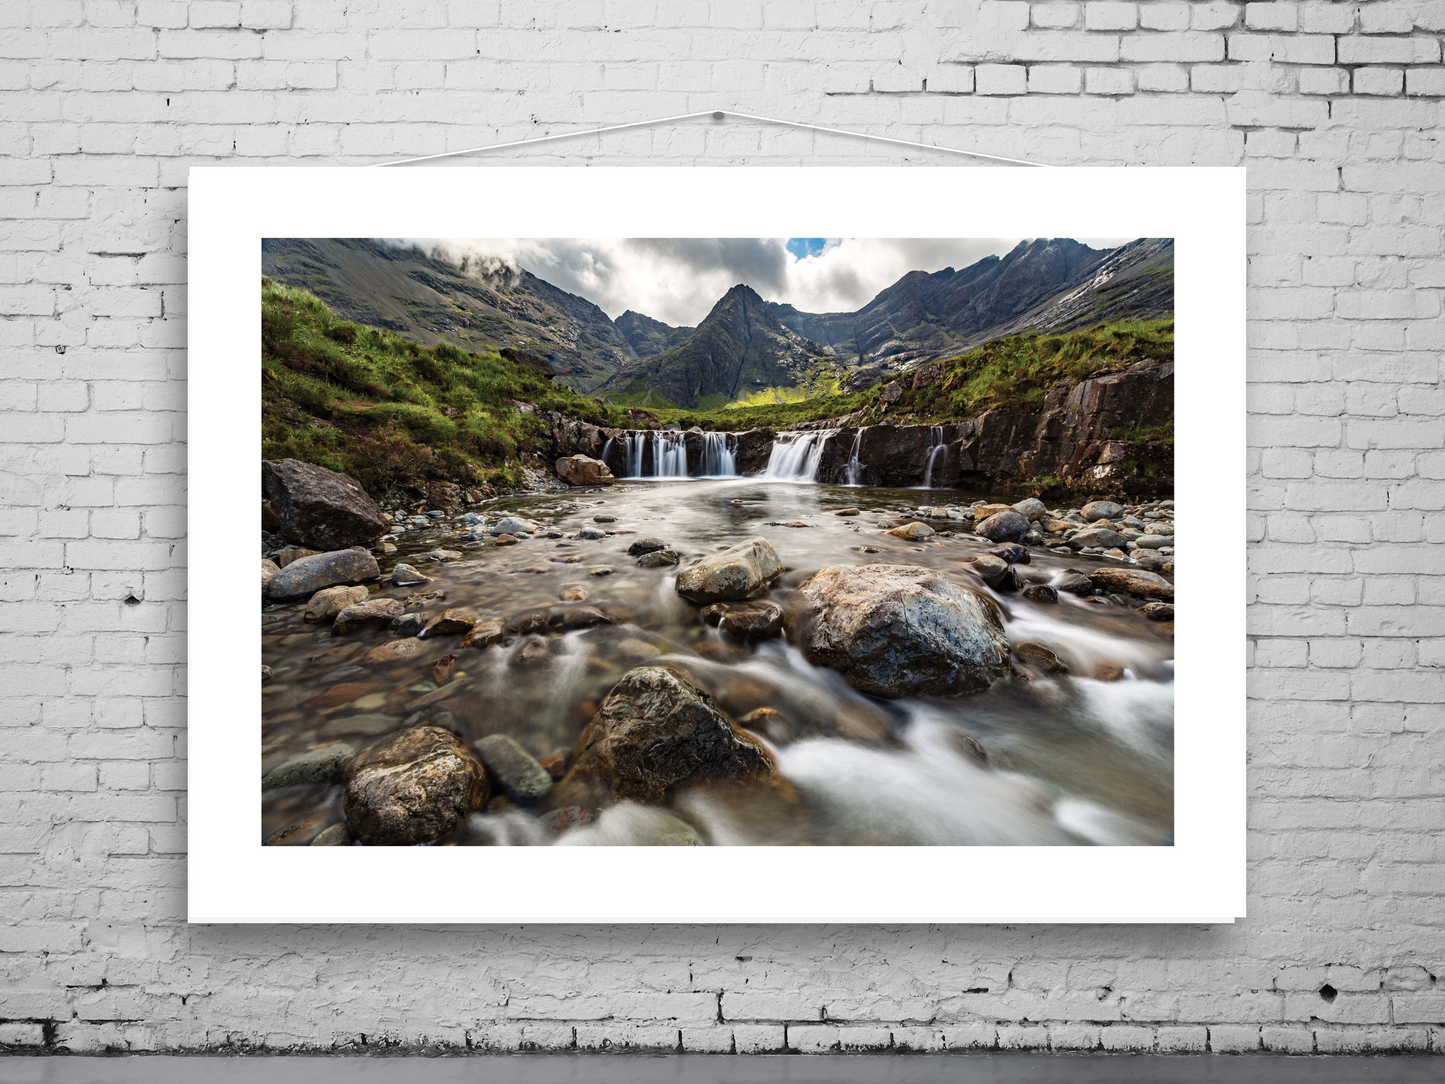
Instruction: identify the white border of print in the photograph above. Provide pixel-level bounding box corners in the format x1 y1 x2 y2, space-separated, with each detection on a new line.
189 166 1245 924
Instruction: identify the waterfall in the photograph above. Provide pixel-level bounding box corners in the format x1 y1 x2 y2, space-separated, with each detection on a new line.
842 430 864 486
600 437 614 469
613 429 739 479
654 431 688 478
921 426 947 488
762 430 835 482
699 432 738 477
624 432 646 479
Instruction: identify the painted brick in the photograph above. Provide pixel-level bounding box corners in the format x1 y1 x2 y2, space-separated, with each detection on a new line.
0 0 1438 1062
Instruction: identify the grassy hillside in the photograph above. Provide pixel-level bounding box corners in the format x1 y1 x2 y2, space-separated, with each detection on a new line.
261 278 1173 495
261 279 628 493
660 318 1174 431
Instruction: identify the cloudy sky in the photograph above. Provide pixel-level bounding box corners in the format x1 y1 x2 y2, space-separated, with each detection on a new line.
405 237 1133 328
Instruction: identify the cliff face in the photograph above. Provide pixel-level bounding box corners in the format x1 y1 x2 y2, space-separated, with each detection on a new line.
550 359 1172 498
816 360 1173 495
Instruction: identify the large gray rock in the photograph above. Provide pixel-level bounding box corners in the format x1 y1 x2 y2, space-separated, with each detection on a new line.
569 667 776 804
796 564 1010 698
261 558 279 597
262 742 355 791
1082 500 1123 522
1067 527 1128 550
974 509 1030 543
266 548 380 601
262 458 387 550
343 727 488 846
1011 498 1047 521
493 516 540 536
473 734 554 801
556 455 616 487
674 537 783 604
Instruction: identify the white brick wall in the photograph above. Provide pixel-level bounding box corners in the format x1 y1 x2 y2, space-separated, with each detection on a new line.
2 0 1443 1056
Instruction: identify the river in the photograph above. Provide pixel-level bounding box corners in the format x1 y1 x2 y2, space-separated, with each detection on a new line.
261 477 1174 847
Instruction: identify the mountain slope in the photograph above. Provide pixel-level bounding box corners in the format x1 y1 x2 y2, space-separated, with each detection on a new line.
260 238 637 394
604 285 840 409
615 309 695 357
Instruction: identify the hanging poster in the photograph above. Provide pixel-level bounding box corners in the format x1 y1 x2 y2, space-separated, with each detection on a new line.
188 166 1245 922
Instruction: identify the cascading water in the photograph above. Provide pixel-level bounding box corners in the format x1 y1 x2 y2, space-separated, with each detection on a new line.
699 432 738 477
653 431 688 478
921 426 947 489
624 432 646 479
842 430 864 486
762 430 836 482
615 430 739 479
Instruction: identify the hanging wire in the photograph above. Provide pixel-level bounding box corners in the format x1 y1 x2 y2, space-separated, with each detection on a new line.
373 109 1049 168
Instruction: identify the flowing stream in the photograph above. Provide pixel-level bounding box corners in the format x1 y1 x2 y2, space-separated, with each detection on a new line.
261 479 1174 847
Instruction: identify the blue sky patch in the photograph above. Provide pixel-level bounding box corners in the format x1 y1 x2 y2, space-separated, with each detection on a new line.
786 237 828 259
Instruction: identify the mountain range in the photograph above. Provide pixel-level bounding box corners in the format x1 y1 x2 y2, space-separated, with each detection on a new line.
262 236 1173 409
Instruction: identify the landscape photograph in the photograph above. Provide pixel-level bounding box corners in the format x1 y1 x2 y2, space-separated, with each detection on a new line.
259 235 1176 849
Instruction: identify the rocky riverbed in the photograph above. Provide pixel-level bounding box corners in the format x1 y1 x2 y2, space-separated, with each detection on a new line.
261 477 1175 848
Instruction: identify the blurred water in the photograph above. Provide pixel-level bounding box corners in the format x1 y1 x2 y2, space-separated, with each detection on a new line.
261 478 1173 846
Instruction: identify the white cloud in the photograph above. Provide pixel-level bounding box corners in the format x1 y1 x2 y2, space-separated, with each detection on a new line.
401 237 1132 327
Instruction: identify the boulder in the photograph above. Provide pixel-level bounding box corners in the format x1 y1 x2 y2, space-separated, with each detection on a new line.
1011 497 1047 521
1020 583 1059 604
333 597 405 635
556 455 616 487
1139 601 1175 621
795 565 1010 698
419 608 479 638
636 548 681 568
262 458 387 550
266 548 380 601
970 554 1008 582
989 543 1029 564
310 824 350 846
674 537 783 604
973 503 1013 520
304 584 369 623
261 558 279 596
387 563 428 586
262 742 355 791
343 727 488 846
577 528 607 540
627 537 668 556
1014 641 1069 674
558 607 609 630
493 516 539 537
1055 572 1094 596
571 667 776 804
886 521 935 541
1082 500 1123 522
1067 527 1128 550
473 734 554 801
1134 534 1171 549
702 601 784 643
391 612 427 638
974 509 1030 543
460 619 505 650
1088 567 1174 600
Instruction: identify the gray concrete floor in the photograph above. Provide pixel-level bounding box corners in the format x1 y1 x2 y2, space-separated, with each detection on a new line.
0 1055 1440 1084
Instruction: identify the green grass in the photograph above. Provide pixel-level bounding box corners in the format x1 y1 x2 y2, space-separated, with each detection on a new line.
261 278 630 495
262 279 1173 496
650 318 1174 433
